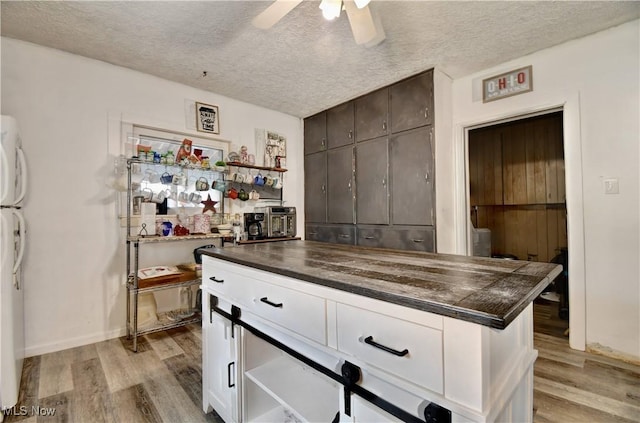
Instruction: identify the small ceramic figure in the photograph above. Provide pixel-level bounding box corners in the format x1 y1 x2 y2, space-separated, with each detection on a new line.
240 145 249 164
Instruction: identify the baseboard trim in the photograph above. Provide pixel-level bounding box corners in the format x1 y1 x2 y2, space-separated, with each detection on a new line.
586 342 640 365
24 328 127 357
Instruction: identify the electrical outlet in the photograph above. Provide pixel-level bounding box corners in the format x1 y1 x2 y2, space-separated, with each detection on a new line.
604 178 619 194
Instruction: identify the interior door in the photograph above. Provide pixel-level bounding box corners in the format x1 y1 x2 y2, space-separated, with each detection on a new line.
467 111 569 336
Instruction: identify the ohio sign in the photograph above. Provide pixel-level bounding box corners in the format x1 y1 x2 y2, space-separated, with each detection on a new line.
483 66 533 103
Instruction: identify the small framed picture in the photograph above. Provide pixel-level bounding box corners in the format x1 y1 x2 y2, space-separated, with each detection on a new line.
195 102 220 134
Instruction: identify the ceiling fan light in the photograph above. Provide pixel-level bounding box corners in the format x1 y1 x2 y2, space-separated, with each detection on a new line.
353 0 370 9
319 0 342 20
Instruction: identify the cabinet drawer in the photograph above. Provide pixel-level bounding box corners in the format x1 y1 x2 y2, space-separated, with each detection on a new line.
357 226 435 252
336 303 443 394
306 224 356 245
244 277 326 345
203 257 327 345
202 257 246 304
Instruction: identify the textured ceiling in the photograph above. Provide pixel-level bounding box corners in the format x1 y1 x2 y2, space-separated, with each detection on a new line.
2 1 638 118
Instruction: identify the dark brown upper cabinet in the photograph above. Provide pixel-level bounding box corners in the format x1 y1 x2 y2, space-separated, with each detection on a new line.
304 111 327 155
326 102 355 149
355 88 389 142
390 70 434 134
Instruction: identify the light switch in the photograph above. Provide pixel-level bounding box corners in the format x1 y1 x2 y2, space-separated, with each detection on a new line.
604 178 619 194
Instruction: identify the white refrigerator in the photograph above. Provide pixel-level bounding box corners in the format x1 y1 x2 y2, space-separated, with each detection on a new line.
0 115 27 414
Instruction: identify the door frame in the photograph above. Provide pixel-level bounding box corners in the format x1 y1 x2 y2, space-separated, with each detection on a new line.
452 91 586 351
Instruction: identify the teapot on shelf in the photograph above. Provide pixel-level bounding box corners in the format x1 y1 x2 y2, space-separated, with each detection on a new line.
238 189 249 201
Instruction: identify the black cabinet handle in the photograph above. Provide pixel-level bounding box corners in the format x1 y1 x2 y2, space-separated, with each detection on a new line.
412 239 424 243
260 297 283 308
227 362 235 388
209 276 224 283
364 236 376 240
364 336 409 357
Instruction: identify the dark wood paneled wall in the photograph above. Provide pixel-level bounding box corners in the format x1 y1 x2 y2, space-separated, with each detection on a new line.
470 112 567 260
474 204 567 262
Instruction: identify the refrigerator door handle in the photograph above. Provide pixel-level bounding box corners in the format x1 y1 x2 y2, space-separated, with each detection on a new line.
0 141 8 204
12 209 26 285
14 147 27 205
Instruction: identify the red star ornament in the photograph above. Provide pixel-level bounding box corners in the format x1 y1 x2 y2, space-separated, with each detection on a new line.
201 194 218 214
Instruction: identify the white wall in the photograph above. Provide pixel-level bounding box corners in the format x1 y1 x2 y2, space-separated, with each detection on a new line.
1 37 303 356
446 20 639 359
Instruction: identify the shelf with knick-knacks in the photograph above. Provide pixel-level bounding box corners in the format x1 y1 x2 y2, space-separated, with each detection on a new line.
222 161 287 202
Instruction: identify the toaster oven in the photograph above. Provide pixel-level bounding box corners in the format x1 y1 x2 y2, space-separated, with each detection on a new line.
257 206 296 238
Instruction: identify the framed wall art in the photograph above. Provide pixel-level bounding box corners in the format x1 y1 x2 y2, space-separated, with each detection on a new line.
195 102 220 134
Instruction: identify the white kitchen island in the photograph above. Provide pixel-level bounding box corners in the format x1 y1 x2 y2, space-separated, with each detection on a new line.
199 241 561 423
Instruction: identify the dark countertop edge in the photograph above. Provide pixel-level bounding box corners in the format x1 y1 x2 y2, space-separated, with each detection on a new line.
198 247 521 329
500 275 556 329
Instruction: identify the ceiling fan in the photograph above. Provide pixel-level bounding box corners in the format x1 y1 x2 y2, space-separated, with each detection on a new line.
252 0 386 47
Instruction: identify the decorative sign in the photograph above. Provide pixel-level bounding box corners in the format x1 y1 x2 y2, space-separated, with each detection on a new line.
195 102 220 134
256 129 286 168
482 66 533 103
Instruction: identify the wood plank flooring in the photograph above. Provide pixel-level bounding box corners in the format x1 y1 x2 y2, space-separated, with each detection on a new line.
3 325 223 423
533 298 569 339
4 322 638 422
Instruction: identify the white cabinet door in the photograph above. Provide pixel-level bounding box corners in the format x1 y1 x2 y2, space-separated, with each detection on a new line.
351 396 402 422
203 292 240 423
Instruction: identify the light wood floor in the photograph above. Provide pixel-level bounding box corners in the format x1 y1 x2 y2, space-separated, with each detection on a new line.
5 317 639 422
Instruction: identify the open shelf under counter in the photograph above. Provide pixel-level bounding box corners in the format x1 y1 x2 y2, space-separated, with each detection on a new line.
244 355 340 423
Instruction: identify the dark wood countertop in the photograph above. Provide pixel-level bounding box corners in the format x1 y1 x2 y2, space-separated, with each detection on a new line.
199 240 562 329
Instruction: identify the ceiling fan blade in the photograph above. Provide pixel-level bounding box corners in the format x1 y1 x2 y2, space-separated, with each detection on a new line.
343 0 385 47
252 0 303 29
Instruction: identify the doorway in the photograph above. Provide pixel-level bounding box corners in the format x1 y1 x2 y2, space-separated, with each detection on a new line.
467 111 569 338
